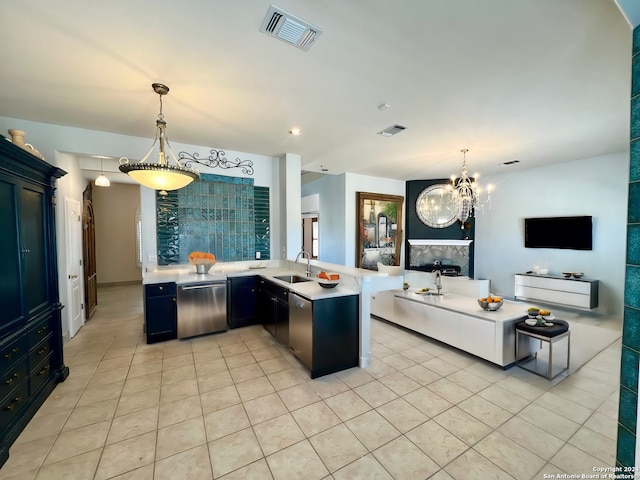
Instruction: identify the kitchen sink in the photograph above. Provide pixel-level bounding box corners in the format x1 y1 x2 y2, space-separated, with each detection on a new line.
273 274 312 284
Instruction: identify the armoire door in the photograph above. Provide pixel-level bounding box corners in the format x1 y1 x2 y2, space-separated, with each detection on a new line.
0 179 22 332
19 186 48 317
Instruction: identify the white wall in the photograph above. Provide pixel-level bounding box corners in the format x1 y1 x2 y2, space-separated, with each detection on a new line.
54 151 87 339
474 152 628 318
302 174 347 264
302 173 406 267
93 183 142 284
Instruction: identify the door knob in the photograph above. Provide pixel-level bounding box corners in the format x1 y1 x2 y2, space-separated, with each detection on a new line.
69 274 78 279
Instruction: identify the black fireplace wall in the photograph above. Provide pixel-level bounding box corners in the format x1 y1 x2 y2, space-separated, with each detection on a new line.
405 179 475 277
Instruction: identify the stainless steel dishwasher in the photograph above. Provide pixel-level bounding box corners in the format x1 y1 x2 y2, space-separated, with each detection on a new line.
177 281 227 338
289 292 313 370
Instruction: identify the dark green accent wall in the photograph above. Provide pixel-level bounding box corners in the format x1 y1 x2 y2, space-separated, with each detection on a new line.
156 174 270 264
618 24 640 470
405 179 475 277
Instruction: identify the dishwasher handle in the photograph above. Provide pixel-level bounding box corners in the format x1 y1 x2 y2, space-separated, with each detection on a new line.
179 283 224 291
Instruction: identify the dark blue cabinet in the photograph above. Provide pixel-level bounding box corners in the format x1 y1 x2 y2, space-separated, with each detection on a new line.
0 136 67 468
227 276 258 328
144 283 177 343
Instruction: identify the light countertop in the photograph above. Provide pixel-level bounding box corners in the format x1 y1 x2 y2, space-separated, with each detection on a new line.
143 261 361 301
394 290 529 324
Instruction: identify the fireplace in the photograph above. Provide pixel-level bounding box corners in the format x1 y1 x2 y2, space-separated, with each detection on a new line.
408 239 472 277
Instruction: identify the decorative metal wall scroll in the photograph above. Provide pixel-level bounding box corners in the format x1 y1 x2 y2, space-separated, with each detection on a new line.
178 149 254 175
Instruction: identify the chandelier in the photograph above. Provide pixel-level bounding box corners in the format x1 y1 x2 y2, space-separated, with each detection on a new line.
448 149 492 227
119 83 200 190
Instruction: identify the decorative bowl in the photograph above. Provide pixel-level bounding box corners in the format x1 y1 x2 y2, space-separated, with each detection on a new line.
478 299 503 311
572 272 584 279
195 263 213 274
317 279 340 289
562 272 572 278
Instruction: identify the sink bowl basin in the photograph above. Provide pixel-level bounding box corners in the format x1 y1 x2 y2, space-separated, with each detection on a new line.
273 274 312 284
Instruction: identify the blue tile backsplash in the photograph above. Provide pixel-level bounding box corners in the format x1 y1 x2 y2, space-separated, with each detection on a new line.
618 24 640 470
156 174 270 264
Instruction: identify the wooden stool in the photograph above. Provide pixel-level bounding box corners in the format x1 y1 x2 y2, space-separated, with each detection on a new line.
515 320 570 380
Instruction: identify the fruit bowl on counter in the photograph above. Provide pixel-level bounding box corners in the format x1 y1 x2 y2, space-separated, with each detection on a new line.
317 271 340 289
478 296 503 311
189 252 216 274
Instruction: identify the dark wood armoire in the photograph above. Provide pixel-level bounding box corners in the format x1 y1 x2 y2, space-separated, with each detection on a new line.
0 136 68 467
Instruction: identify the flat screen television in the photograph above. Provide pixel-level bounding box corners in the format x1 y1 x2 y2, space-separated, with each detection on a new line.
524 216 592 250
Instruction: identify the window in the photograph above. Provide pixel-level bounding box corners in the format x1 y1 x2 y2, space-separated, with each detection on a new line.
312 217 319 258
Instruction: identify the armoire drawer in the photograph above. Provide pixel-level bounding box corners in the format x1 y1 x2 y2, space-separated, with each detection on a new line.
0 358 28 402
28 318 52 349
0 380 29 432
0 336 28 372
29 353 54 395
29 334 54 369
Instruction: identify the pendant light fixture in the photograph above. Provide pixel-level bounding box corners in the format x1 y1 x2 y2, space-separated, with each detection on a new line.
95 158 111 187
119 83 200 191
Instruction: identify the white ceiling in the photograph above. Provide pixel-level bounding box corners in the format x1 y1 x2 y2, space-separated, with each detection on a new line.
0 0 632 182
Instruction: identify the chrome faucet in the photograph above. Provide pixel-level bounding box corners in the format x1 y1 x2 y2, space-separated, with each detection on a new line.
435 270 443 295
296 250 311 277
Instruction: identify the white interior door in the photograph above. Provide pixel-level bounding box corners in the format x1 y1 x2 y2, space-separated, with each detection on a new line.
65 197 83 337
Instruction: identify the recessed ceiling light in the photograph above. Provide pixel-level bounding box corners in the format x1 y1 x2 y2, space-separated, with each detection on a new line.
377 103 391 111
289 128 302 136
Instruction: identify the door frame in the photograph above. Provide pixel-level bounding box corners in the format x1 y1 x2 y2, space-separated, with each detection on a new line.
64 197 84 337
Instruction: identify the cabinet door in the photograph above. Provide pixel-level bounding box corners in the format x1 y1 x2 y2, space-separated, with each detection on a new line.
458 315 496 362
145 286 177 344
258 281 276 336
0 180 22 332
19 186 48 317
312 295 359 378
228 276 258 328
431 309 459 346
274 297 289 345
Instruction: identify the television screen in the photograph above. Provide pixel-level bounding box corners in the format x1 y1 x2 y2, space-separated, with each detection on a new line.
524 216 592 250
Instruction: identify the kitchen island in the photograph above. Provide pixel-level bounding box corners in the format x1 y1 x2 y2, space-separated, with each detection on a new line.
142 259 402 375
372 288 533 367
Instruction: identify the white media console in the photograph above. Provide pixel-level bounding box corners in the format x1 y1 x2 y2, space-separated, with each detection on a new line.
514 273 598 310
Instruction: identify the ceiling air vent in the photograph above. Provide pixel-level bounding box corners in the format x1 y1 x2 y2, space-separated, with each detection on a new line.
377 124 407 137
260 5 323 51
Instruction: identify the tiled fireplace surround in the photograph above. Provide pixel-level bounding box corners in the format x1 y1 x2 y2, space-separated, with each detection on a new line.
409 244 471 277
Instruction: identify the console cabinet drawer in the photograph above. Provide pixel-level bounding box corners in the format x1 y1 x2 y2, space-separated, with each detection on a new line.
514 274 598 309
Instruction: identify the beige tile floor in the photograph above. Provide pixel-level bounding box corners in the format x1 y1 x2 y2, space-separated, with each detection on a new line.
0 285 622 480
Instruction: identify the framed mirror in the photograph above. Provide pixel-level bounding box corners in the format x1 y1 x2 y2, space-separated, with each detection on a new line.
415 184 458 228
356 192 404 270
